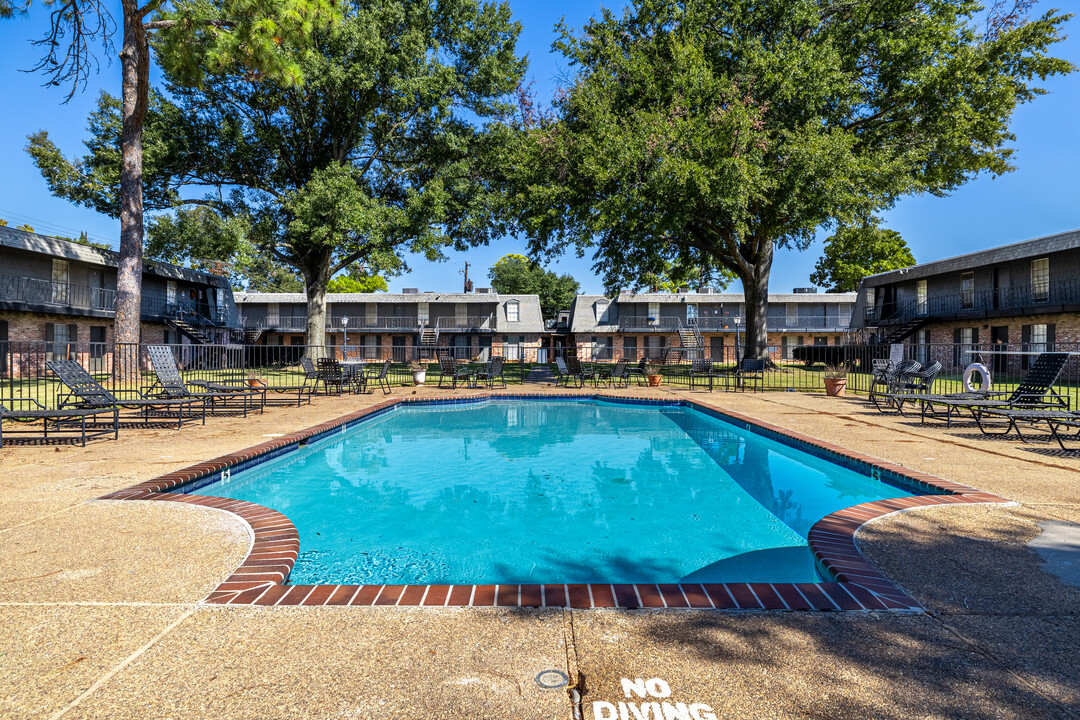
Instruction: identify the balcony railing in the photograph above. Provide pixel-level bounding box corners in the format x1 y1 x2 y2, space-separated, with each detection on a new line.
252 315 446 331
618 316 683 331
0 273 116 312
434 315 497 331
866 277 1080 326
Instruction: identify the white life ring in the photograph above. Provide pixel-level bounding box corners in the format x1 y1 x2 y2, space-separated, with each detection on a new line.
963 363 991 393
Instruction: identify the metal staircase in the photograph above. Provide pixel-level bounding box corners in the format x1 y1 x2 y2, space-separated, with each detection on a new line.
419 325 438 346
677 322 705 358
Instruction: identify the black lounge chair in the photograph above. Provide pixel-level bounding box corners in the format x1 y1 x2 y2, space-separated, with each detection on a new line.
734 358 766 392
977 408 1080 449
47 360 206 429
475 356 507 389
626 357 649 386
907 352 1071 427
145 345 263 417
437 352 473 389
187 359 314 407
0 398 119 448
362 358 393 395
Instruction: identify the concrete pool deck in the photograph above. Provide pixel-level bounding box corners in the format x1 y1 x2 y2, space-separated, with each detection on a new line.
1 384 1079 718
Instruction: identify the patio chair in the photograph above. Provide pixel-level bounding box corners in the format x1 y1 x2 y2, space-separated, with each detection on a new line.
689 358 725 392
906 352 1071 427
868 359 922 411
875 361 943 414
0 398 119 448
554 357 573 387
186 358 314 407
437 352 473 389
565 355 595 388
625 357 649 386
47 360 206 430
144 345 262 417
734 358 766 392
316 357 347 396
362 358 393 395
475 356 507 389
595 359 627 389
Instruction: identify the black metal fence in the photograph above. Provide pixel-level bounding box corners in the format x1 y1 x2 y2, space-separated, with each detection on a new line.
3 339 1079 410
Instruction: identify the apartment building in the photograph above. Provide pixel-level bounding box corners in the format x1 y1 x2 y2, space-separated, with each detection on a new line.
851 228 1080 373
568 288 857 360
234 289 548 360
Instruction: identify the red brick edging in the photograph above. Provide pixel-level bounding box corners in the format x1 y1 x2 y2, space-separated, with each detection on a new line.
101 394 1011 612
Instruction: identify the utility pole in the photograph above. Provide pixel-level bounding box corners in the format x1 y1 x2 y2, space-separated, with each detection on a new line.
462 261 473 292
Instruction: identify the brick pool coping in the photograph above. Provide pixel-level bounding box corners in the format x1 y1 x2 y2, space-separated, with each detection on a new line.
100 393 1011 612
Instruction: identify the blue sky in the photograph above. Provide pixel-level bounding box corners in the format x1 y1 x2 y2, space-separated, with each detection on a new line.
0 1 1077 295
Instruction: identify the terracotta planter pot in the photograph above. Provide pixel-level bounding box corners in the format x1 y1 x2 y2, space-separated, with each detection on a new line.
647 374 663 387
247 378 267 388
824 378 847 397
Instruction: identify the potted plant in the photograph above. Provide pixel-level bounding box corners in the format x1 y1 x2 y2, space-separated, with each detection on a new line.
644 363 663 387
246 371 267 389
823 365 848 397
408 361 427 386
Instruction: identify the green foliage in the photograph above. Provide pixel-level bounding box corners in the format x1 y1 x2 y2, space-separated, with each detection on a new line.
811 220 916 292
14 224 34 232
503 0 1073 356
328 269 388 294
488 253 580 318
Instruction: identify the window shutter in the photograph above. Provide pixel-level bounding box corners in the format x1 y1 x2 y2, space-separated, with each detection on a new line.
45 323 54 342
953 328 961 367
68 324 78 343
1021 325 1031 369
1048 324 1056 350
972 327 979 345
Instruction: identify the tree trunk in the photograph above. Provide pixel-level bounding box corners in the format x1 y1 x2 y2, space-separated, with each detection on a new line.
303 250 333 359
738 240 773 362
114 4 150 379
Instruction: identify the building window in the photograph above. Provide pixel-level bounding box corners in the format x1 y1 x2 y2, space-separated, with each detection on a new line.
503 335 521 361
166 281 177 306
51 259 69 304
786 303 798 327
648 302 660 326
953 327 979 367
1031 258 1049 302
814 337 827 346
417 302 429 326
1031 324 1048 353
45 322 76 361
506 300 520 322
916 280 927 316
915 329 930 364
960 272 974 309
686 303 698 324
591 336 613 361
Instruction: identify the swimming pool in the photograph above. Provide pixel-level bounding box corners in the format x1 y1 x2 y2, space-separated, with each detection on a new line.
178 397 918 586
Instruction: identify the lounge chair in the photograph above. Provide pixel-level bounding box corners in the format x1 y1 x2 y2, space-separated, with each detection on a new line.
625 357 649 386
437 352 473 389
47 360 206 429
144 345 263 417
0 398 119 448
362 358 393 395
188 358 314 407
976 408 1080 449
906 352 1071 427
475 356 507 389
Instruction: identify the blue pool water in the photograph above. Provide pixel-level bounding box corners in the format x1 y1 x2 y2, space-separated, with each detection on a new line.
183 399 916 584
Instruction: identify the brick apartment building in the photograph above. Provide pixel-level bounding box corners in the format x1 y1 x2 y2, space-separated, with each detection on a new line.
0 226 240 377
234 289 550 361
850 228 1080 374
568 289 856 361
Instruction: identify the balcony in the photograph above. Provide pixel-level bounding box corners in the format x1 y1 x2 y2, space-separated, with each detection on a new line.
0 273 116 314
866 278 1080 327
618 316 682 332
251 315 431 332
434 315 497 332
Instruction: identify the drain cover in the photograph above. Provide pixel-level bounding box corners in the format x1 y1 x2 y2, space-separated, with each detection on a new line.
535 669 569 690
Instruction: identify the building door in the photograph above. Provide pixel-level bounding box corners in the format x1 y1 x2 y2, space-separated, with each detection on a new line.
0 319 7 374
392 335 407 362
990 326 1009 375
89 270 105 309
916 280 927 316
710 336 725 363
993 268 1010 310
